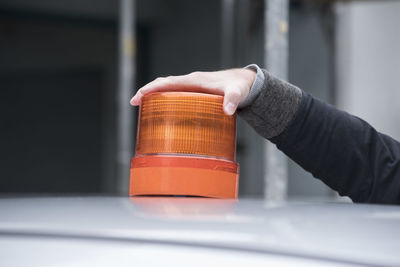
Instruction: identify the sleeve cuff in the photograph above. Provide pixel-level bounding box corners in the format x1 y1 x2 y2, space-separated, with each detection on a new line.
238 64 265 109
237 69 303 139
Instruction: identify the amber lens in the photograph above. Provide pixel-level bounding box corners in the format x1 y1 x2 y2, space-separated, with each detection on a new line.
135 92 236 161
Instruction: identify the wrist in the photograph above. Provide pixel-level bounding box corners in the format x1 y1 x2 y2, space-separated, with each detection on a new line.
238 64 265 109
244 68 256 85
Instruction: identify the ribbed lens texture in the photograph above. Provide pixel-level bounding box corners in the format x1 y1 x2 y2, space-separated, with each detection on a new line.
135 92 236 161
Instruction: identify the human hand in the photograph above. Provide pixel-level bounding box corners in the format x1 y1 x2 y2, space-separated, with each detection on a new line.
130 68 256 115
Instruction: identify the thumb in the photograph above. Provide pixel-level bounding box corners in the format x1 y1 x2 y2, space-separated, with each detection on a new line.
223 87 241 116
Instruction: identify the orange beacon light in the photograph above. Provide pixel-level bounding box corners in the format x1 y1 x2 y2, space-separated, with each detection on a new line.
129 91 239 198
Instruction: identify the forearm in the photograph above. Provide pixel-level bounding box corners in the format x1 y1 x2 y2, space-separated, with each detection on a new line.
238 67 400 204
272 92 400 204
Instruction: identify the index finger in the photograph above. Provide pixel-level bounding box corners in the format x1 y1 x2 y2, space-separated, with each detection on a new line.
130 73 222 106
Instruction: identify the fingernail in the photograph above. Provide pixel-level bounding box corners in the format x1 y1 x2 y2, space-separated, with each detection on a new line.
225 102 236 115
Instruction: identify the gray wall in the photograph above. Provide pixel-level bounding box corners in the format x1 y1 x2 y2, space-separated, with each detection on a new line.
0 13 118 193
287 5 335 199
145 0 221 78
336 0 400 141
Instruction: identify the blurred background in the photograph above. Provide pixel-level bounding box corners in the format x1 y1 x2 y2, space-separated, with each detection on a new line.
0 0 399 200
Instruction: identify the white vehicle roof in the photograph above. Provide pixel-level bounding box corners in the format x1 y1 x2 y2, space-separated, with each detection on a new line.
0 197 399 266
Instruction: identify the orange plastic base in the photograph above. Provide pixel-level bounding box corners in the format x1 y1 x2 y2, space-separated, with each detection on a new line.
129 155 239 198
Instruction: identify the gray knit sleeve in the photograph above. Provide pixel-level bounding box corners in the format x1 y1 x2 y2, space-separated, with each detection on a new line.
237 67 302 139
238 64 265 109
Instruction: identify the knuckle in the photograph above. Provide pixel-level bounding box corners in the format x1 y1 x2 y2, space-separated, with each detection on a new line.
138 88 148 95
228 88 241 98
155 77 168 82
225 90 241 104
189 71 201 77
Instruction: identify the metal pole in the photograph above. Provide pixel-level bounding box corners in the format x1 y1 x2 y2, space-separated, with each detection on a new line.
221 0 235 68
264 0 289 201
117 0 135 194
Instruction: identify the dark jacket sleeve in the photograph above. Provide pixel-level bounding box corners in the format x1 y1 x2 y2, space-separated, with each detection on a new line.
270 92 400 204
